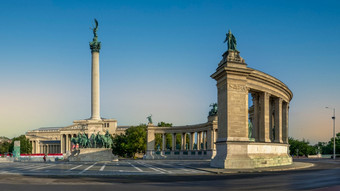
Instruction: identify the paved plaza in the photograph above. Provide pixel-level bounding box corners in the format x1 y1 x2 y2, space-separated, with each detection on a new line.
0 160 210 176
0 159 339 191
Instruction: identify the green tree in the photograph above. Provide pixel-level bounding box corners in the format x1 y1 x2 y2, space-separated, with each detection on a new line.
288 137 315 156
323 132 340 155
155 122 173 150
0 141 11 154
125 124 147 157
112 124 147 158
112 134 128 157
9 135 32 154
313 132 340 155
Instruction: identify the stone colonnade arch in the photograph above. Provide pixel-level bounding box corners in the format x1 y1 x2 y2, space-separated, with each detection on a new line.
210 50 293 169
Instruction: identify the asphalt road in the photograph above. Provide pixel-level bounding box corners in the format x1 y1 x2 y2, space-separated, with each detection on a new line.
0 159 339 191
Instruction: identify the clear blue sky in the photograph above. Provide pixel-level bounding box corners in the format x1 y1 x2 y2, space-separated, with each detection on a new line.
0 0 339 144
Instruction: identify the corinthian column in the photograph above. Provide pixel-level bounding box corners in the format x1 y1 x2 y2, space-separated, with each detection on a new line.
89 19 101 120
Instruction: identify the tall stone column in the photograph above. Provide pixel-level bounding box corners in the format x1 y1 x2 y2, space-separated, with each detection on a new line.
69 135 72 151
60 135 64 153
197 132 201 150
190 132 194 150
146 127 155 159
65 135 69 153
181 133 186 150
251 93 260 141
89 21 101 121
207 130 212 150
259 92 271 142
162 133 166 151
91 51 100 120
203 131 206 150
282 102 289 143
172 133 176 151
275 98 283 143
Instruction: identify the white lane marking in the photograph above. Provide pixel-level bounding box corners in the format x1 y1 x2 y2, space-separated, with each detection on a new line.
127 162 143 172
136 162 167 174
79 162 97 174
16 164 42 170
29 164 55 171
159 162 206 174
99 163 106 171
68 164 83 171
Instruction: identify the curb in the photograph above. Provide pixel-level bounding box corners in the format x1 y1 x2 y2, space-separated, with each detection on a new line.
183 162 315 174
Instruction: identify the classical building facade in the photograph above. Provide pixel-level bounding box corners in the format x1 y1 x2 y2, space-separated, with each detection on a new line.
26 123 128 155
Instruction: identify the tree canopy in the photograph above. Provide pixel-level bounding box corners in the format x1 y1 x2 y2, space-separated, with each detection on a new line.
289 132 340 156
3 135 32 154
112 124 147 158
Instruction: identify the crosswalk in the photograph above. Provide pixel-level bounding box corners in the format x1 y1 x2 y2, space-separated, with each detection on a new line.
0 160 208 176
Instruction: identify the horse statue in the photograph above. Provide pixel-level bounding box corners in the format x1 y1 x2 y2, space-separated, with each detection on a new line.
80 133 89 148
95 132 103 148
71 136 78 145
89 134 95 148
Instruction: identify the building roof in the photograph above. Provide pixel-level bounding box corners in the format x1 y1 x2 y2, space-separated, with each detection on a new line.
117 126 130 129
28 127 62 132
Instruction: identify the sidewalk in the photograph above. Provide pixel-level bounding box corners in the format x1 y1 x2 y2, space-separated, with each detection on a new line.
0 158 14 162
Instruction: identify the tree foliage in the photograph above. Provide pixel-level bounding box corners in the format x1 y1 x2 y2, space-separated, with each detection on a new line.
9 135 32 154
316 132 340 155
289 132 340 156
0 141 11 154
289 137 317 156
155 122 173 150
112 124 147 158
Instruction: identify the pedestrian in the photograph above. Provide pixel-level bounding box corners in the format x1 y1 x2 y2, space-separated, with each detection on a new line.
43 154 46 162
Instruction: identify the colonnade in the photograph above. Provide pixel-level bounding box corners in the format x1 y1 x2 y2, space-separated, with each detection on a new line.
154 130 218 152
146 117 218 159
30 140 61 154
250 92 289 144
60 134 77 154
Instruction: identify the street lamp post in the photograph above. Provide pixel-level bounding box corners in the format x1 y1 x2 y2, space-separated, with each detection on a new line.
326 107 336 160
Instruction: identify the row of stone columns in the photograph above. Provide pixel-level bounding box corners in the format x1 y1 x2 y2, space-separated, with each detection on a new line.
60 134 76 153
30 140 61 154
31 140 39 154
156 129 217 151
40 144 60 154
251 92 289 143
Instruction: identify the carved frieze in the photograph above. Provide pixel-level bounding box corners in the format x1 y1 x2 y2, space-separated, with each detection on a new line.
227 84 248 92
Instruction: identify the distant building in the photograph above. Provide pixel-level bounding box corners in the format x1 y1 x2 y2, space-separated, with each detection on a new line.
26 124 129 154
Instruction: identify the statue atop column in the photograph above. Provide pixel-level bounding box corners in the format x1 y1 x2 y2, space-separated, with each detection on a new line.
209 103 218 116
147 114 153 124
219 29 245 65
224 30 237 51
89 18 101 52
92 19 98 38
